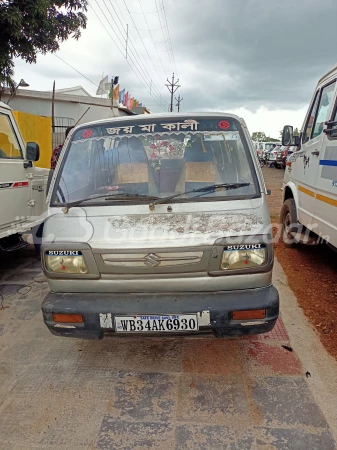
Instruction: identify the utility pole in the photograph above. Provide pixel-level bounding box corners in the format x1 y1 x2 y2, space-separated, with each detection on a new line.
165 73 180 113
175 94 183 112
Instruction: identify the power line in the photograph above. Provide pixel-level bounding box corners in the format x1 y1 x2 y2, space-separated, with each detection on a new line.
121 0 168 79
137 0 167 74
93 0 168 110
102 0 127 48
95 0 168 106
89 1 168 110
161 0 177 74
159 0 183 109
54 54 108 94
154 0 174 71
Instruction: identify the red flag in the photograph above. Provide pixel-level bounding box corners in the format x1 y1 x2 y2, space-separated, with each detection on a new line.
123 91 129 107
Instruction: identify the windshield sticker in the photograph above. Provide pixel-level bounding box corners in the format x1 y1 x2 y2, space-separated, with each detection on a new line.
227 132 240 140
72 118 239 144
82 129 93 139
218 120 230 130
204 134 224 141
106 119 199 136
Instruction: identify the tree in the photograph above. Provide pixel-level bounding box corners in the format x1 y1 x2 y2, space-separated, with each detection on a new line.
251 131 267 142
251 131 279 142
0 0 88 97
293 127 300 136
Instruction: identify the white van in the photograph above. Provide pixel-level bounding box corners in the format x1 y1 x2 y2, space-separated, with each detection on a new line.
258 142 281 157
0 101 49 251
41 113 279 340
280 63 337 249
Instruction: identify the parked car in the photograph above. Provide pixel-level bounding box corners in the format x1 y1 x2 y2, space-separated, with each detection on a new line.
280 62 337 250
257 142 281 157
266 145 282 164
41 112 279 340
275 145 296 169
0 101 49 251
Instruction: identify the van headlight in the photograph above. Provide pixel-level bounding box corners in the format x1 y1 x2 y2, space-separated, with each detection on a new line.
221 245 267 270
45 251 88 274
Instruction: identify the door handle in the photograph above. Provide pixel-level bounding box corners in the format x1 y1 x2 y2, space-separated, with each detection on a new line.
311 150 320 156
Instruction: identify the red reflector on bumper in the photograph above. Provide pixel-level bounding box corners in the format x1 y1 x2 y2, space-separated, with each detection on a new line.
232 309 266 320
53 313 84 323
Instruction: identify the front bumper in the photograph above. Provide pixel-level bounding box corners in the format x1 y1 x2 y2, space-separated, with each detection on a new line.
42 285 279 340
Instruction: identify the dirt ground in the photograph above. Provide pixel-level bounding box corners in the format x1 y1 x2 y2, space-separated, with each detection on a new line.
263 167 337 361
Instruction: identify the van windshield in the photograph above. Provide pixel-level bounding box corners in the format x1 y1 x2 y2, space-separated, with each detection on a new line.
51 116 259 206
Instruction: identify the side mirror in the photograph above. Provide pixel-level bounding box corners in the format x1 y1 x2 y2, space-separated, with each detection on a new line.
282 125 293 146
26 142 40 161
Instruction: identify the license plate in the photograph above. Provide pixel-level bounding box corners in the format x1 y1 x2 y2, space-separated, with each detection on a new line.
114 314 199 333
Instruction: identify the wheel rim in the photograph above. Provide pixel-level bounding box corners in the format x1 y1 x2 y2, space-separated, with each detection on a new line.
283 211 293 242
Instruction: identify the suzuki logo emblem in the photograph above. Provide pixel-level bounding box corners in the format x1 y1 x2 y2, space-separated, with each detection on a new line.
144 253 160 267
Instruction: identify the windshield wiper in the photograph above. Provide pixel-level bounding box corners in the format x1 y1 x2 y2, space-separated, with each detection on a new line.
62 193 160 210
149 183 250 208
105 193 160 201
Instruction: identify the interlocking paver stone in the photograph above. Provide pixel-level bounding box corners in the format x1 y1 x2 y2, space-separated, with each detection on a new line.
106 372 178 422
177 374 250 426
255 427 336 450
250 377 328 428
0 246 336 449
96 417 175 450
176 424 255 450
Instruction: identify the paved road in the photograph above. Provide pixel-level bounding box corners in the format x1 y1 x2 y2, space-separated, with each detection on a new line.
1 245 337 450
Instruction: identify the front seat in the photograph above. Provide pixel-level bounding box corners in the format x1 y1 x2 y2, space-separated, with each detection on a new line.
184 135 216 191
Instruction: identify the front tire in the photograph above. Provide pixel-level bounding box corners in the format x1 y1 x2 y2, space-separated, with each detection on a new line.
280 198 299 248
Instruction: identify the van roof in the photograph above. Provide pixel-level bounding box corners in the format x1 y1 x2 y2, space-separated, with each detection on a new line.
318 62 337 85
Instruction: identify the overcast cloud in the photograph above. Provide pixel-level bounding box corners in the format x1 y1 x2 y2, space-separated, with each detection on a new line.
13 0 337 137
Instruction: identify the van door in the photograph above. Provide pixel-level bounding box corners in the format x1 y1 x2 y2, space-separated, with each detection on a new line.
0 110 30 232
291 90 323 229
313 81 337 247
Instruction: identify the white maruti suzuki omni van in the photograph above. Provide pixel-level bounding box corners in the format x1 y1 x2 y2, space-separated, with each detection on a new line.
41 113 279 339
280 63 337 250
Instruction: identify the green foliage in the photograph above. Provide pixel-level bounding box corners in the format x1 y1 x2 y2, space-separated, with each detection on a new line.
251 131 279 142
251 131 267 142
0 0 87 93
293 127 300 136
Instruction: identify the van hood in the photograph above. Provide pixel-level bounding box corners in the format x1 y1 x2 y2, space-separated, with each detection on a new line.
44 201 270 249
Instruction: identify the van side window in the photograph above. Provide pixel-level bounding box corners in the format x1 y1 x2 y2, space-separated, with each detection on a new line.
330 96 337 137
303 92 320 144
0 113 22 159
312 81 336 140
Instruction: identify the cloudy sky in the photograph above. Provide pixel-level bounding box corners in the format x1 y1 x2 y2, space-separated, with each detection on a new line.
14 0 337 138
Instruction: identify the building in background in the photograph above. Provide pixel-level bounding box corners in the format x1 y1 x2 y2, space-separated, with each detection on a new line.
1 86 135 149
